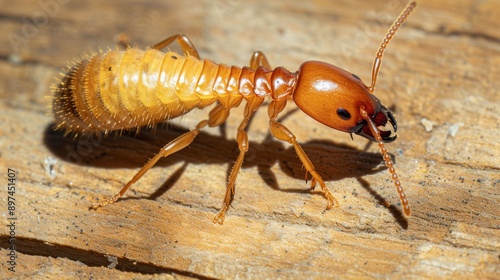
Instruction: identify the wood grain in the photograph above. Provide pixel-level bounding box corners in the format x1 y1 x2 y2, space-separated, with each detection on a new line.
0 0 499 279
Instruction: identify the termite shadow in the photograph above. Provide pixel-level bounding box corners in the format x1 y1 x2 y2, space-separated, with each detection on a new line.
43 122 406 225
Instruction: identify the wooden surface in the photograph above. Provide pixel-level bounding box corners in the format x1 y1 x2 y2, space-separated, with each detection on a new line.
1 0 499 279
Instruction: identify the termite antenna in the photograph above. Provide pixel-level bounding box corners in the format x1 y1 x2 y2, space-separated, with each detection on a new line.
368 1 416 93
360 106 411 217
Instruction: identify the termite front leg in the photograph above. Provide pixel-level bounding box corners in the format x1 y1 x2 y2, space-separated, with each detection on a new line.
249 51 271 70
150 34 200 59
267 99 339 210
213 97 264 225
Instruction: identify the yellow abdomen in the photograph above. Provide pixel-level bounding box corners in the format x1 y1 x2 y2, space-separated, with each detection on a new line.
53 48 244 134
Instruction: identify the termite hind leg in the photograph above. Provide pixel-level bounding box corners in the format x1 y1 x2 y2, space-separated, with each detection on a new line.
267 99 339 210
249 51 271 70
90 119 209 210
213 97 264 225
150 34 200 59
114 33 132 49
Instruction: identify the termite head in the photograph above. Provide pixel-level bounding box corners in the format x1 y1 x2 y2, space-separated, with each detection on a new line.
293 61 397 143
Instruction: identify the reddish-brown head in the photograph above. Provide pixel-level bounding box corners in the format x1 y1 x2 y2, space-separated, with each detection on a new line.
293 61 397 143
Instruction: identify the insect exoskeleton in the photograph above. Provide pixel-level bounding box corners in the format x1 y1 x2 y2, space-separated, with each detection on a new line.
53 2 416 224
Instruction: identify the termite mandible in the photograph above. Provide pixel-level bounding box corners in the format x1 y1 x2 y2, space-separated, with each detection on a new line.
52 2 416 224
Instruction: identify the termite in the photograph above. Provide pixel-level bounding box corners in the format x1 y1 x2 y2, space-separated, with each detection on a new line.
52 2 416 224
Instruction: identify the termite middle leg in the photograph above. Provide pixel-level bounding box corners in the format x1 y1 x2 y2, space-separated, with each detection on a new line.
249 51 271 70
267 98 338 210
213 96 264 225
149 34 200 59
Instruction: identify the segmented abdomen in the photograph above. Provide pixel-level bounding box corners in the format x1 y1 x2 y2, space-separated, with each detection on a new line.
53 49 250 134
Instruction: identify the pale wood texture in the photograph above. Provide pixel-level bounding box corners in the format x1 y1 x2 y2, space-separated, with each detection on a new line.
1 0 499 279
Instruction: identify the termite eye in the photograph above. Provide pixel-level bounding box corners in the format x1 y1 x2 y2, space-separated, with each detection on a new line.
337 108 351 120
352 73 361 80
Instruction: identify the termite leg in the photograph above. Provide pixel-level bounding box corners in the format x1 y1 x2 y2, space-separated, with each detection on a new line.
90 103 229 210
114 33 132 49
213 96 264 225
267 98 339 210
249 51 271 70
90 103 233 211
90 119 209 210
149 34 200 59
